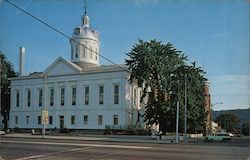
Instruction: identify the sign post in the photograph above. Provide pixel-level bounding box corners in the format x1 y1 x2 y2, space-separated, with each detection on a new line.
42 109 48 138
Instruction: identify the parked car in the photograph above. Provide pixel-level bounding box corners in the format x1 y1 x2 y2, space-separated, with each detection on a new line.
0 130 5 135
205 133 231 141
228 133 234 137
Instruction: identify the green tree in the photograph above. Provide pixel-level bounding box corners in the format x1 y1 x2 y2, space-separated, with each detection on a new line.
173 63 207 133
241 122 250 136
0 52 17 130
125 39 207 133
215 112 240 133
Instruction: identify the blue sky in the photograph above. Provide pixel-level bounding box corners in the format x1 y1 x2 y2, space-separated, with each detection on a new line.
0 0 249 111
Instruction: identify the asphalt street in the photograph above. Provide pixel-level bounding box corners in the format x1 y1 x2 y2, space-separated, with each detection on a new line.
0 136 249 160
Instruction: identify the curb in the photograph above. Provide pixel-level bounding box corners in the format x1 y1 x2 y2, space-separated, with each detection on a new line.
2 134 204 144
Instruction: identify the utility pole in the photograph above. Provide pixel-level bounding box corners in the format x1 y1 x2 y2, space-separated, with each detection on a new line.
176 79 180 144
184 74 188 143
42 75 47 138
0 56 2 122
176 101 179 143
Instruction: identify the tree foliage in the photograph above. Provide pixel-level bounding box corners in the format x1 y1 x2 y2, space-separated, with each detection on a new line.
215 112 240 133
241 122 250 136
125 39 207 133
0 52 17 129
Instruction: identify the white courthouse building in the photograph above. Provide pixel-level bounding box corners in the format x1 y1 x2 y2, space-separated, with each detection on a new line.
9 11 144 130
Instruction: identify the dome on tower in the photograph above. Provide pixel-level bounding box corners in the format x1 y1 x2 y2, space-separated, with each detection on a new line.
70 9 100 69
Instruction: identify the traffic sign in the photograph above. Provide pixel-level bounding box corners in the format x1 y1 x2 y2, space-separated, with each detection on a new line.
42 110 48 124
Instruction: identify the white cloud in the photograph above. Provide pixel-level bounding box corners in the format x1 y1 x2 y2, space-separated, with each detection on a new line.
210 75 250 96
209 75 250 110
212 31 232 38
124 0 158 7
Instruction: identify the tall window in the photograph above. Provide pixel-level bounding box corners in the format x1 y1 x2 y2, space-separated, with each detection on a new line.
71 46 73 60
114 85 119 104
16 90 19 107
60 88 65 106
38 89 43 106
82 46 86 58
50 88 54 106
38 116 41 124
99 85 104 104
98 115 103 125
85 86 89 105
75 45 78 58
27 89 31 107
113 115 118 125
49 116 53 125
15 116 18 125
26 116 30 125
95 48 98 60
84 42 87 58
83 115 88 125
133 88 137 106
71 115 75 125
90 46 93 59
72 87 76 105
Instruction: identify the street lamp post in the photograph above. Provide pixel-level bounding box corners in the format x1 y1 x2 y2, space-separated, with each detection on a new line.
0 56 2 129
176 101 179 143
184 74 187 143
42 75 47 138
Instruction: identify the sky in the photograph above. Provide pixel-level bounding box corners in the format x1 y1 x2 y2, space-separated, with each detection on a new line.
0 0 249 111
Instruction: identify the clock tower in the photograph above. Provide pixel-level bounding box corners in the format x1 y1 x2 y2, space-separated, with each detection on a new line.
70 2 100 68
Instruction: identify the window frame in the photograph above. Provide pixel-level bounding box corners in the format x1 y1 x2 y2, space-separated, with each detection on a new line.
84 86 89 105
49 88 54 106
26 116 30 125
72 87 76 106
71 115 75 125
15 116 18 125
27 89 31 107
49 116 53 125
114 84 119 104
83 115 88 125
16 90 20 107
98 115 103 125
38 89 43 107
113 115 118 125
60 88 65 106
99 85 104 105
38 116 41 124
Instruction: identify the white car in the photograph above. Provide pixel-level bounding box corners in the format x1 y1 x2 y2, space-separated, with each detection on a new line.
0 130 5 135
205 133 231 141
228 133 234 137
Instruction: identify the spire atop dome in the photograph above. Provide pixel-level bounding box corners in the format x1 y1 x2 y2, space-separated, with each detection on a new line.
84 0 87 15
82 0 90 27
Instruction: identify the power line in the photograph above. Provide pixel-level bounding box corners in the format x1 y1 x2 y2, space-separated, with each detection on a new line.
4 0 146 83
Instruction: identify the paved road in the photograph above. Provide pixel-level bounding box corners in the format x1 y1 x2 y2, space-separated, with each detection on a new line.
1 136 249 160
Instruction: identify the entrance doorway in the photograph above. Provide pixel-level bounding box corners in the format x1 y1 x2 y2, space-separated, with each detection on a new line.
59 115 64 129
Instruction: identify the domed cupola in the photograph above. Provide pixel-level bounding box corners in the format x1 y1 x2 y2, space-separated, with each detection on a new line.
70 2 100 69
82 14 90 27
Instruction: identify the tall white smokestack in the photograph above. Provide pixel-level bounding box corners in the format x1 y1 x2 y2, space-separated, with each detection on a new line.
19 47 25 77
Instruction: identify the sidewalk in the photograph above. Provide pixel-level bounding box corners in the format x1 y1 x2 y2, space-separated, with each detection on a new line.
2 133 202 144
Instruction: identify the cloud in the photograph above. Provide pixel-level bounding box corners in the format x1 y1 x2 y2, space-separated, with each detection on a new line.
124 0 158 7
209 75 250 110
210 75 250 96
212 31 232 38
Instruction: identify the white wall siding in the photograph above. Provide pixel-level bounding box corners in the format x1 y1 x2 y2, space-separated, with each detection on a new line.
9 69 139 130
